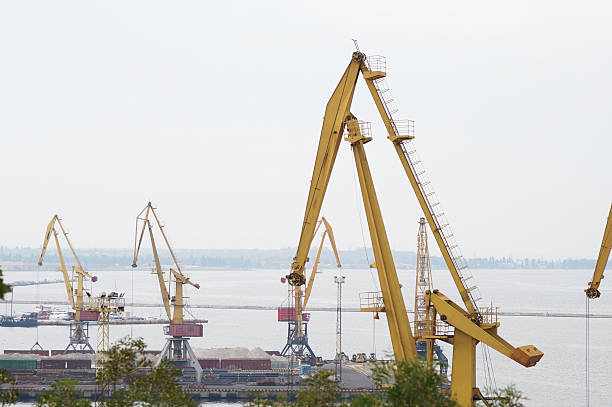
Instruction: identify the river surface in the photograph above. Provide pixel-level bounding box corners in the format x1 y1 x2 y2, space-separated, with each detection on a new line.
2 268 609 406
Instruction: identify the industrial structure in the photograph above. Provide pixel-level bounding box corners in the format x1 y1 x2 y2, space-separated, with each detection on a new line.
586 204 612 299
132 202 204 382
37 215 125 362
413 217 448 376
37 215 99 353
287 49 543 406
279 217 340 362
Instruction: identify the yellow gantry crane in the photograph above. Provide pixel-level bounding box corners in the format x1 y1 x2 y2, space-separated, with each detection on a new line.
132 202 204 382
280 217 341 360
38 215 98 353
288 50 543 406
586 204 612 299
38 215 125 363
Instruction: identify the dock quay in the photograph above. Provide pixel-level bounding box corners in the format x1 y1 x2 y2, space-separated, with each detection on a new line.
37 318 207 326
10 383 382 402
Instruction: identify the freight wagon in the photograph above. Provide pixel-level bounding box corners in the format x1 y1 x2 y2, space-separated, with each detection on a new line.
0 358 37 370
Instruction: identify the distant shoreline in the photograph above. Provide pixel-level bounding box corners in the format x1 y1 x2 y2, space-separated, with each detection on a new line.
0 247 598 271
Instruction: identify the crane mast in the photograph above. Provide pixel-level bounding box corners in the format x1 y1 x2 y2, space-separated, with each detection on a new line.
586 204 612 299
132 202 203 382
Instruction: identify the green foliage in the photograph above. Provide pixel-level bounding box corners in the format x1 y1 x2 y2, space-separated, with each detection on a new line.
36 379 90 407
96 337 150 394
0 368 18 406
247 394 290 407
369 360 457 407
0 269 11 300
294 370 341 407
245 360 458 407
487 385 527 407
97 336 196 407
348 393 383 406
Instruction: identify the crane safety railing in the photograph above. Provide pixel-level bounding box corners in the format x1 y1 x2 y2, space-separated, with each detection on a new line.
413 319 454 338
366 55 386 73
365 54 483 317
359 291 385 312
479 305 499 325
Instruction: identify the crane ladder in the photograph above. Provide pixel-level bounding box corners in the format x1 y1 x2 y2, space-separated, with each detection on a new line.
365 60 484 316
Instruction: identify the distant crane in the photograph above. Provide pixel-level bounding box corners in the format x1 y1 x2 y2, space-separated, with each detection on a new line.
279 217 341 362
413 217 448 376
38 215 98 353
38 215 125 364
586 204 612 299
132 202 204 382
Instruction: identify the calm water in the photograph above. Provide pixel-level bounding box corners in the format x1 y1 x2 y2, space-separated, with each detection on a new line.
2 267 609 406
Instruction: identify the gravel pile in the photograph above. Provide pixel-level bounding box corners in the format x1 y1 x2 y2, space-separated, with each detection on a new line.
192 346 271 359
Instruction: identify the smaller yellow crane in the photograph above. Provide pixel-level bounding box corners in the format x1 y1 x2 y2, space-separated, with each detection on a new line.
280 217 341 361
38 215 98 353
132 202 204 382
586 204 612 299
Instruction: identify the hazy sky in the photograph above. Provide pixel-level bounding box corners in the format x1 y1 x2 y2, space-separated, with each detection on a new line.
1 1 610 259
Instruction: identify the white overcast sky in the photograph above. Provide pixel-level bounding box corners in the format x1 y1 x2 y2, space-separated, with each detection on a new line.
0 1 610 259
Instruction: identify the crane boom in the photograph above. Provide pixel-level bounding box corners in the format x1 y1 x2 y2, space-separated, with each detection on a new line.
303 217 341 309
290 52 416 361
586 204 612 299
288 56 362 287
132 202 200 323
38 215 96 322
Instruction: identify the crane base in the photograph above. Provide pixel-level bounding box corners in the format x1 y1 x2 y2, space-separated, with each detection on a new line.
157 336 203 383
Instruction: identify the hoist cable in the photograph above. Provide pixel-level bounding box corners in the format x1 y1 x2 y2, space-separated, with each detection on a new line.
586 296 590 407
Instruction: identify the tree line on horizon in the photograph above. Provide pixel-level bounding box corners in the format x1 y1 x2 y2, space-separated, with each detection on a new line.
0 246 597 271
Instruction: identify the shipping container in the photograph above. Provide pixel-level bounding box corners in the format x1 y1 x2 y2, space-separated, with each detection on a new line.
0 358 37 370
301 364 312 375
79 310 99 321
277 307 310 322
198 358 220 369
220 358 271 371
4 349 49 356
167 323 203 337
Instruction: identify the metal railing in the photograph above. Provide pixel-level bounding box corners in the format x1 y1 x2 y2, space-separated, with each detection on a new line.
359 291 384 312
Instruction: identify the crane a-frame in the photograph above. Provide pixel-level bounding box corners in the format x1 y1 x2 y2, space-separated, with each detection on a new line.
279 217 341 360
288 51 543 406
132 202 204 382
38 215 98 353
586 204 612 299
